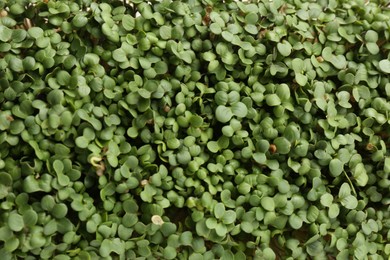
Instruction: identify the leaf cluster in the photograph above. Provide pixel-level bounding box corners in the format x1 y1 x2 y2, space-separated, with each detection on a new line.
0 0 390 259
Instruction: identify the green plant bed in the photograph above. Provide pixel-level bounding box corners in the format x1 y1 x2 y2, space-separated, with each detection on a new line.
0 0 389 259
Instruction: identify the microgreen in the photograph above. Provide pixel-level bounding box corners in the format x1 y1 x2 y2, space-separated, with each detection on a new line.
0 0 389 259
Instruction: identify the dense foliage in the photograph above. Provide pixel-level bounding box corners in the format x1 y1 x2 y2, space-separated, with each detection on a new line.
0 0 390 259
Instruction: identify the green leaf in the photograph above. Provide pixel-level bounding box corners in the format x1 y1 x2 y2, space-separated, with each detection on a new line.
215 223 227 237
245 12 258 24
0 43 11 52
122 15 135 31
295 73 308 86
221 31 233 42
63 56 76 69
265 94 281 106
231 102 248 118
112 48 127 62
163 246 177 260
292 58 305 72
203 51 217 61
329 158 343 177
160 25 172 40
338 183 351 199
238 182 251 195
99 239 112 257
51 203 68 219
58 173 70 186
366 42 379 55
53 160 64 175
8 212 24 232
378 60 390 74
28 27 44 39
244 24 258 35
72 14 88 28
36 36 50 48
56 70 71 86
139 57 151 69
43 219 57 236
215 105 233 123
341 195 358 209
190 115 203 128
179 51 192 64
338 27 355 43
167 138 180 149
221 210 236 225
252 153 267 164
176 150 191 165
140 184 156 203
207 141 219 153
206 60 218 72
105 114 121 126
210 23 222 35
227 91 239 104
322 47 333 61
41 195 55 211
153 12 165 25
160 221 177 237
306 241 323 256
155 61 168 74
328 204 339 218
289 214 303 229
205 217 218 229
75 136 89 149
0 25 12 42
214 203 225 219
4 236 19 252
284 124 299 142
0 226 13 242
123 199 139 213
12 29 27 43
9 3 24 15
221 250 234 260
385 244 390 256
364 30 378 42
227 24 241 35
47 89 64 106
83 53 99 65
9 58 23 72
138 89 151 99
145 68 157 79
384 157 390 173
353 163 368 186
138 2 154 19
221 125 234 137
277 41 292 57
307 206 319 222
320 193 333 207
102 23 119 43
214 91 229 105
329 55 346 69
180 231 193 246
261 197 275 211
240 221 254 233
274 137 291 154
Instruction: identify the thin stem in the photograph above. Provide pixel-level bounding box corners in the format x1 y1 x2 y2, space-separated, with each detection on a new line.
343 171 357 196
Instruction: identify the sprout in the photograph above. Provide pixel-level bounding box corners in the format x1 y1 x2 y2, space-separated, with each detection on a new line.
151 215 164 226
0 10 8 17
140 179 149 186
0 0 388 258
89 155 105 176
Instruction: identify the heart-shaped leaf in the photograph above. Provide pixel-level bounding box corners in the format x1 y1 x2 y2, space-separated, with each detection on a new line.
379 59 390 74
231 102 248 118
215 105 233 123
